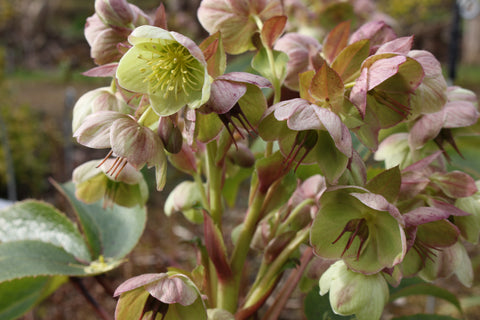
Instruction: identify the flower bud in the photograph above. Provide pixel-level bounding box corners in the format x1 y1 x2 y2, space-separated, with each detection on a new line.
319 260 389 320
158 116 183 154
95 0 134 27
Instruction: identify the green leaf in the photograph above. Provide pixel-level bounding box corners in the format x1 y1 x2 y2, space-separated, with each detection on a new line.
392 315 461 320
0 240 88 282
389 282 462 314
251 48 288 85
53 181 146 260
0 200 91 262
304 285 355 320
0 276 66 320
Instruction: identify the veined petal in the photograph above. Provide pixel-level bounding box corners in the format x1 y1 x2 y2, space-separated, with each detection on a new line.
74 111 128 148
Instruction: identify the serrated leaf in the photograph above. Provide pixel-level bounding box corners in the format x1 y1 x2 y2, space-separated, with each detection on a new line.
323 21 350 64
0 200 91 262
389 282 462 314
0 241 88 282
304 285 355 320
0 276 66 320
53 181 146 260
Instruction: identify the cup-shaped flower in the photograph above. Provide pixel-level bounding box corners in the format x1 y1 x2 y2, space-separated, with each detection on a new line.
72 86 131 133
73 159 148 207
114 272 207 320
197 0 283 54
259 98 352 183
408 86 479 150
311 187 406 274
116 25 211 116
319 260 389 320
74 111 167 190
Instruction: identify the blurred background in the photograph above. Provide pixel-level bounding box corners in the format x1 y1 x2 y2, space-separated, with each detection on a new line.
0 0 479 319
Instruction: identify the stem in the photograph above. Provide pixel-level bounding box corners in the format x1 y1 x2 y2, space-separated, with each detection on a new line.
70 277 112 320
261 247 314 320
205 141 223 225
276 198 314 235
243 227 310 309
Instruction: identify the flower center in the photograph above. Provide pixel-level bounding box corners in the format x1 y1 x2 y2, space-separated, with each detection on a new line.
140 41 204 100
332 218 369 260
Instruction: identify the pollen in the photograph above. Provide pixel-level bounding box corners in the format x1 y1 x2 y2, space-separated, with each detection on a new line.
140 41 204 101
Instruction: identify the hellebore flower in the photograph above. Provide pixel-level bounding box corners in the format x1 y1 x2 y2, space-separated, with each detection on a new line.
85 1 151 65
310 187 406 274
72 86 131 133
74 111 167 190
408 86 479 151
349 37 425 149
73 159 148 208
116 25 211 116
455 181 480 243
114 272 207 320
259 98 352 183
274 32 322 91
319 260 389 320
197 0 284 54
197 72 271 145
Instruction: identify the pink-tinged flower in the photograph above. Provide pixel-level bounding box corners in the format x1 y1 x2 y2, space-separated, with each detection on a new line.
197 0 284 54
310 187 406 274
274 32 322 90
259 98 352 183
408 86 479 151
114 272 207 320
319 260 389 320
85 1 151 65
73 159 148 208
73 111 167 190
116 26 211 116
349 20 397 54
198 72 271 145
72 86 131 133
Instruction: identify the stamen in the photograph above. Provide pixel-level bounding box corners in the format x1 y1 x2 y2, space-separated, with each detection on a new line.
97 150 113 168
332 218 369 260
282 130 318 172
218 104 258 149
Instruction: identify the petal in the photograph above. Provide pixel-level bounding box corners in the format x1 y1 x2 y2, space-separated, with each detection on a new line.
146 276 198 306
116 45 151 93
114 273 168 296
74 111 127 148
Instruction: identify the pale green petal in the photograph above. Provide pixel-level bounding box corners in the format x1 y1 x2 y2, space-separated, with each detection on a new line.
116 46 150 93
128 25 174 45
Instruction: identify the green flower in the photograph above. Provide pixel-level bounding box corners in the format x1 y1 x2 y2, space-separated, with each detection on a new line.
319 260 389 320
310 187 406 274
116 25 211 116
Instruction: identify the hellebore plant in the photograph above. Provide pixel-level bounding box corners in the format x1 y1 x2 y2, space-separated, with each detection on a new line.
1 1 480 320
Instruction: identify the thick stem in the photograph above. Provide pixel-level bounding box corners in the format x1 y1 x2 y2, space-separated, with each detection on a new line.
205 141 223 225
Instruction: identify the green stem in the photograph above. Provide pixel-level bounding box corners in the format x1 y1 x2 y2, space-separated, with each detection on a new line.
243 227 310 309
276 198 314 235
205 141 223 224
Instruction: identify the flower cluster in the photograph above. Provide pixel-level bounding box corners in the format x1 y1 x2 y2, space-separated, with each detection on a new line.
72 1 480 319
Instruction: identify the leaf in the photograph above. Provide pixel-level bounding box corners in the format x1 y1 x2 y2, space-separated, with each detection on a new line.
0 276 66 320
331 39 370 83
389 282 463 314
0 200 91 262
392 315 461 320
304 286 355 320
261 15 287 48
322 21 350 64
53 181 147 260
309 63 345 112
365 166 401 203
251 48 288 85
0 241 88 282
199 32 226 78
